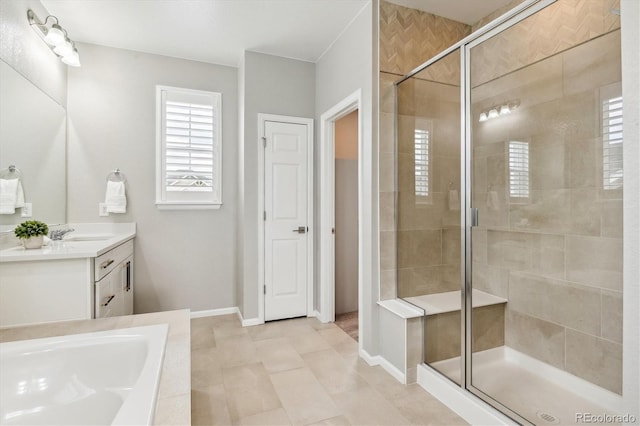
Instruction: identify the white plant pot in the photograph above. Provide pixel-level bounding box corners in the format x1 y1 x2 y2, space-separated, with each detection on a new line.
23 235 44 249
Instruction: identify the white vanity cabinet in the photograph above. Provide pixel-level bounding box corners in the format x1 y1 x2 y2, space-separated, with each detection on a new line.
0 225 136 328
94 240 134 318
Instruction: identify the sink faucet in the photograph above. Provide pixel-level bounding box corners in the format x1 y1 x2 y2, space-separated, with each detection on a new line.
49 228 75 241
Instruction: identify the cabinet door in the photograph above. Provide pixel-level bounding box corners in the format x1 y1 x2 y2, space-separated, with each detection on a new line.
95 267 122 318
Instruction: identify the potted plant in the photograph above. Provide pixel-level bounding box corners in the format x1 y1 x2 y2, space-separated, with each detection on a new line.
14 220 49 249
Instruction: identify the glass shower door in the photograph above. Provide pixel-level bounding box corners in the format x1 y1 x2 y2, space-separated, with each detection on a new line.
395 49 463 384
467 0 623 423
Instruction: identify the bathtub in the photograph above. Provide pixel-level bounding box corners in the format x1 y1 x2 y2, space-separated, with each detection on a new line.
0 324 168 426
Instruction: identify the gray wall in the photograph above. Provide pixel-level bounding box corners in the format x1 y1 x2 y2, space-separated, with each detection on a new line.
0 0 66 105
335 159 358 314
66 43 238 313
315 1 377 354
238 51 315 319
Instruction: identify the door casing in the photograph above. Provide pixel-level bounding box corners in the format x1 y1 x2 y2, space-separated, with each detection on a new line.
319 90 362 327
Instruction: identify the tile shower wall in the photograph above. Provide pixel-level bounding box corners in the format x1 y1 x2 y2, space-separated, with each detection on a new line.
395 60 463 298
379 1 470 300
471 0 622 393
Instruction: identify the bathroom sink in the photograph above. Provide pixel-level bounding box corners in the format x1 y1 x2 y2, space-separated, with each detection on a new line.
63 234 115 242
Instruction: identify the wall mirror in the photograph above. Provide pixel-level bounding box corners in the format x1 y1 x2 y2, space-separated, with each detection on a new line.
0 59 66 226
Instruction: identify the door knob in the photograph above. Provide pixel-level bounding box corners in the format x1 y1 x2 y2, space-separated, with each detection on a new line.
293 226 306 234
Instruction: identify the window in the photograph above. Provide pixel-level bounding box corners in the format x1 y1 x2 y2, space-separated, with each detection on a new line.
156 86 222 209
602 94 623 191
508 141 529 199
414 119 432 203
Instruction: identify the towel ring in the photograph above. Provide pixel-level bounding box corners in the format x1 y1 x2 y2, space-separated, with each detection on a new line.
0 165 22 180
107 169 126 183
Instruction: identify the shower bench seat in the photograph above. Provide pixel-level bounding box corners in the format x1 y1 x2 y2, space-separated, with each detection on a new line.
404 289 507 316
405 289 507 365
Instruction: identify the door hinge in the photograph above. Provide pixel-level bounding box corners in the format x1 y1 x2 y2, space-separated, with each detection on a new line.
262 136 266 148
263 211 266 221
263 285 266 295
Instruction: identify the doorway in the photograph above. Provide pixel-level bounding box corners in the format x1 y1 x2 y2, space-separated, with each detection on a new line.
334 110 359 340
319 89 363 346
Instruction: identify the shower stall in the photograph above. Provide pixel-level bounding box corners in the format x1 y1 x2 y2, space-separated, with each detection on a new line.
394 0 625 423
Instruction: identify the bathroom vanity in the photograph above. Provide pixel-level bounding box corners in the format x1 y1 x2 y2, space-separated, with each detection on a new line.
0 223 136 328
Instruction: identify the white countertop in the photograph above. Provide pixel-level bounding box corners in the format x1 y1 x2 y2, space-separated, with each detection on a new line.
0 223 136 262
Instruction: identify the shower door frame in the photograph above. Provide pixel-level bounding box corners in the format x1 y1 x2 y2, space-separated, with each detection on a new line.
393 0 558 424
462 1 557 424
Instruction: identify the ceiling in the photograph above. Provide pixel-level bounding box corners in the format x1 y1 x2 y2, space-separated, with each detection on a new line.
41 0 370 67
384 0 517 25
41 0 516 67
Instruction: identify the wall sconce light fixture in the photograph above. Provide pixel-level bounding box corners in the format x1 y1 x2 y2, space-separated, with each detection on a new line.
27 9 80 67
478 101 519 122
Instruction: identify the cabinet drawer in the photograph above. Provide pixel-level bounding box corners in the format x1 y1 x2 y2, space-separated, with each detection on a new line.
95 267 121 318
94 239 134 281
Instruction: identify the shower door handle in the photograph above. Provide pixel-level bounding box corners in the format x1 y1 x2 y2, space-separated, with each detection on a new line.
470 208 479 227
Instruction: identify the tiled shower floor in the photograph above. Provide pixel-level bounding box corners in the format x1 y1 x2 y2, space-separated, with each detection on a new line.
430 347 621 425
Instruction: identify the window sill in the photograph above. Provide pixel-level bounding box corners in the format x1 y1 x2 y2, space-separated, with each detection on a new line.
156 202 222 210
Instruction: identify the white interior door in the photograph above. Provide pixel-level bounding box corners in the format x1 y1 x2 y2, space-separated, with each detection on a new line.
264 120 309 321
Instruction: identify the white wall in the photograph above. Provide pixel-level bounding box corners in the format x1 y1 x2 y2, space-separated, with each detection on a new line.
66 43 239 314
315 1 377 354
0 0 66 105
621 0 640 419
239 51 315 319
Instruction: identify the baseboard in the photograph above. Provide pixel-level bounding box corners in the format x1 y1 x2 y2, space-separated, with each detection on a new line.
190 307 238 318
241 317 263 326
417 364 516 425
359 348 379 366
359 348 406 384
235 309 264 327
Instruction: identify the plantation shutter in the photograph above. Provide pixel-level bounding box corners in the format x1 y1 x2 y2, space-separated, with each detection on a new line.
509 141 529 199
414 129 430 198
157 87 222 208
602 95 623 190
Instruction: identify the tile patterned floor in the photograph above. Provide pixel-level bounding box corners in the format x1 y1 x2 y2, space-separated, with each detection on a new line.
191 315 467 426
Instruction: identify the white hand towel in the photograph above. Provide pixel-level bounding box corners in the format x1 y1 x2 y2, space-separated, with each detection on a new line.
15 180 25 208
0 178 19 214
105 181 127 213
448 189 460 211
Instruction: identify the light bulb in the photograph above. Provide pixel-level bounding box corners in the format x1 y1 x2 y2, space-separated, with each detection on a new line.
54 39 73 56
479 112 488 122
61 48 80 67
499 105 511 115
488 108 499 119
44 24 65 45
